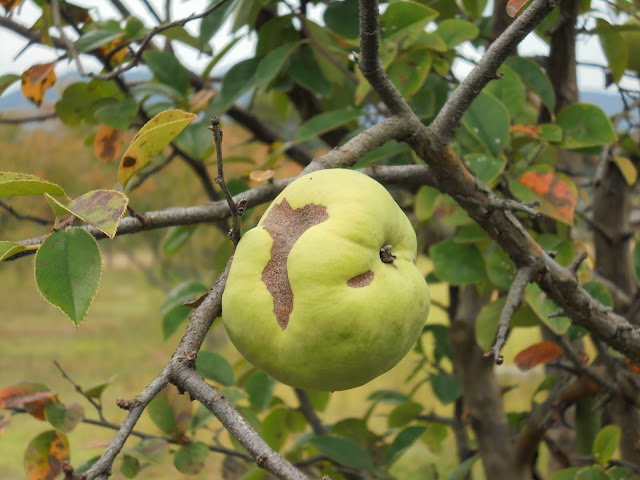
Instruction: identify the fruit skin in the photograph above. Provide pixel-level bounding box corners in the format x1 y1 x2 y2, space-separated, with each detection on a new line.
621 19 640 72
222 169 430 391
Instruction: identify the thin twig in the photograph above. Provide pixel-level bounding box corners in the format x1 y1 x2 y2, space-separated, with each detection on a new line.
209 116 242 247
53 361 106 422
0 112 57 124
556 335 619 394
485 265 534 364
51 0 85 75
0 200 51 225
488 198 540 216
567 251 588 274
295 389 328 435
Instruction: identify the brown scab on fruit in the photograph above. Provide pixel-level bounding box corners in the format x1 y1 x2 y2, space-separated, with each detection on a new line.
122 156 136 168
347 270 375 288
262 198 328 330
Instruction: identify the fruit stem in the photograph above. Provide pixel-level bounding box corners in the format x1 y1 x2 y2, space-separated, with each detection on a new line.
380 244 396 264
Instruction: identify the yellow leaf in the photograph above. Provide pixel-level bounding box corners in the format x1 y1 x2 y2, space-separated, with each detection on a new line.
94 125 122 164
612 156 637 186
117 109 197 189
21 62 57 107
0 0 20 13
100 38 127 66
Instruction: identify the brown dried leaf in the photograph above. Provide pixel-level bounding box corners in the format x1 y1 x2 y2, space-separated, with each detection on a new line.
249 169 275 182
21 62 57 107
506 0 530 17
514 341 564 371
189 89 215 112
0 0 20 13
94 125 123 164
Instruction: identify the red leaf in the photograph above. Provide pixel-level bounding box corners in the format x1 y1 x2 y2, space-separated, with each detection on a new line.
506 0 530 17
514 341 564 371
0 382 58 420
519 170 577 225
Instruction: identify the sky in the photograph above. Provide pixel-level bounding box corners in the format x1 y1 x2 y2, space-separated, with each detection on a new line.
0 0 638 95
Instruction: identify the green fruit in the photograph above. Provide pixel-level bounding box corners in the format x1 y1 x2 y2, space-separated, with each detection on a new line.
222 169 430 391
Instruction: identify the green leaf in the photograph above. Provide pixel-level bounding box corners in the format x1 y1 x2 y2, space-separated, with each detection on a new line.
35 228 102 325
476 298 506 351
634 241 640 284
430 373 461 405
161 281 209 340
388 401 423 428
118 109 197 189
388 49 432 99
368 389 410 404
486 246 515 290
324 0 360 39
576 466 610 480
289 45 331 95
462 92 510 156
485 64 526 118
535 233 575 266
385 426 427 465
421 421 448 453
583 281 613 308
174 442 209 475
463 153 507 187
162 26 212 54
592 424 621 465
124 438 169 464
83 377 115 400
210 57 259 114
0 74 20 96
196 351 234 386
431 239 486 284
437 19 479 48
380 1 439 39
525 283 570 334
44 402 84 433
309 436 374 470
556 103 616 150
245 371 275 412
174 121 216 160
263 408 306 451
547 467 583 480
199 0 240 47
163 225 197 256
597 19 628 84
120 454 140 479
256 41 300 89
56 80 122 126
45 190 128 239
147 387 191 438
75 29 123 53
454 224 489 243
295 108 362 143
447 454 479 480
460 0 488 20
414 186 440 222
131 82 184 101
0 172 65 197
23 430 70 480
94 97 138 131
505 56 555 114
305 390 330 412
0 241 29 262
143 51 190 94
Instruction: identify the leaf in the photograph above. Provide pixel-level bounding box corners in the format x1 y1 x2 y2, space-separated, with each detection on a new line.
23 430 70 480
507 0 530 17
388 401 423 428
612 156 637 185
210 57 259 114
486 247 515 290
592 424 621 465
75 29 123 53
0 73 20 96
94 97 138 130
381 1 439 39
447 455 480 480
430 239 486 284
199 0 240 47
505 56 555 114
547 468 583 480
414 186 440 222
463 153 507 187
634 241 640 285
35 228 102 325
124 438 169 464
514 341 564 371
575 466 609 480
324 0 360 39
0 241 28 262
597 19 628 84
120 454 140 479
163 225 197 256
162 26 212 54
147 386 192 439
556 103 617 150
462 92 510 156
437 19 479 48
161 281 209 339
44 402 84 433
368 389 410 404
0 382 57 420
245 371 275 412
385 426 427 465
387 49 432 99
196 351 234 386
485 64 526 118
517 167 577 225
256 41 300 89
118 109 197 188
174 442 209 475
289 45 331 95
45 190 128 239
21 62 57 107
93 126 123 164
263 408 306 451
56 80 122 126
0 0 20 13
525 283 570 334
174 121 215 160
296 108 362 143
143 51 190 94
430 373 461 404
309 436 374 470
83 377 115 400
0 172 65 197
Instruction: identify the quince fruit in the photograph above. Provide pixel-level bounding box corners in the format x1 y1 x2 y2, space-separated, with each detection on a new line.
222 169 430 391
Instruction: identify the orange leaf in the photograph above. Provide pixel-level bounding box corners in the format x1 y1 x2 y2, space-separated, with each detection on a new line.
249 169 275 182
0 0 20 13
94 125 123 164
0 382 58 420
625 358 640 374
506 0 530 17
100 38 127 66
519 170 577 225
24 430 70 480
514 341 564 371
21 62 57 107
510 124 542 136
